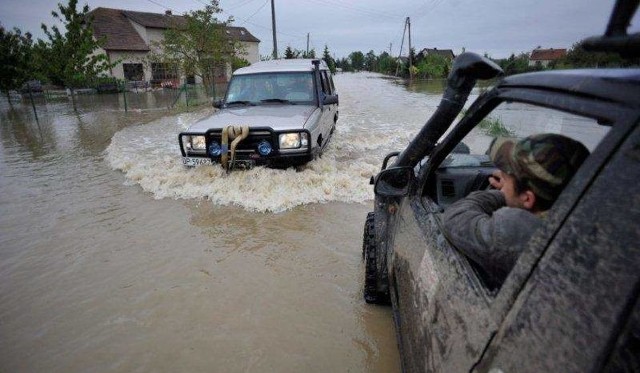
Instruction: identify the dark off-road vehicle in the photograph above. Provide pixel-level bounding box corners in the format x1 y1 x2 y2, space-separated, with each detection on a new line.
362 1 640 371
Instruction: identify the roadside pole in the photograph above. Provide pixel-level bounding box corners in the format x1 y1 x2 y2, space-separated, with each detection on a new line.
121 81 128 112
271 0 278 59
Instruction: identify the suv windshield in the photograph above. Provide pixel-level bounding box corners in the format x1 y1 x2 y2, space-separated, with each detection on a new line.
225 72 316 105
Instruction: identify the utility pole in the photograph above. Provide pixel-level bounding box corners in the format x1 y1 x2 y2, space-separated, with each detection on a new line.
271 0 278 59
395 20 407 76
389 43 392 55
306 33 310 56
407 17 413 81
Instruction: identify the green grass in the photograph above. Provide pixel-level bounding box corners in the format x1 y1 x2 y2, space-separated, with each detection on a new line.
459 108 514 137
478 116 514 137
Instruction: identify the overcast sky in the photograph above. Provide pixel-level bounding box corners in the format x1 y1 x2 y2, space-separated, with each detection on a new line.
1 0 637 59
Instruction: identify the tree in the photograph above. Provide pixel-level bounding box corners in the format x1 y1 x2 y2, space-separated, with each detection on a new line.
376 51 397 75
41 0 111 110
0 26 33 103
335 57 351 72
555 42 638 69
322 45 336 73
284 46 300 59
498 53 532 75
415 53 451 79
302 48 316 59
349 51 364 71
155 0 237 89
364 50 377 71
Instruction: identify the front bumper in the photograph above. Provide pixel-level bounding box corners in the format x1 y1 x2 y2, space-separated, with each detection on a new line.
178 127 314 167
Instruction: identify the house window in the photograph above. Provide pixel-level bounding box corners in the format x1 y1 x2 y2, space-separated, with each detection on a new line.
123 63 144 81
151 63 178 80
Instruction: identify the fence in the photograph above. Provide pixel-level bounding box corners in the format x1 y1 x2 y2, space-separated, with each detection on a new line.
8 82 228 118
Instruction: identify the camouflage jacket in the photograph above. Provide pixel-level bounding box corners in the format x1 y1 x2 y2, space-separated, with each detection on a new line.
443 190 542 285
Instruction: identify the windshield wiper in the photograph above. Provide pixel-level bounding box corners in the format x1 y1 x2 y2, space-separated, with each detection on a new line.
226 100 255 106
260 98 294 104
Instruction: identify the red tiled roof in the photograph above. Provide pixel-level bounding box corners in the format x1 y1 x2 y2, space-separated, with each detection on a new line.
530 48 567 61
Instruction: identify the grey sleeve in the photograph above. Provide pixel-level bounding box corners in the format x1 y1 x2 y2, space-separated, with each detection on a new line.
443 190 506 272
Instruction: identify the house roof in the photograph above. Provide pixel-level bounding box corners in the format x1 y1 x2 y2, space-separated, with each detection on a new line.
87 7 259 52
225 26 260 43
88 7 150 51
121 10 187 29
530 48 567 61
418 48 455 59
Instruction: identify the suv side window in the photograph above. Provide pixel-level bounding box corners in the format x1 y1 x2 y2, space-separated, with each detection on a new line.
320 71 332 95
429 102 608 208
425 101 611 291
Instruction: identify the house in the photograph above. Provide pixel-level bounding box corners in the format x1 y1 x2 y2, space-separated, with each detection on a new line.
528 47 567 67
87 7 260 86
416 48 455 61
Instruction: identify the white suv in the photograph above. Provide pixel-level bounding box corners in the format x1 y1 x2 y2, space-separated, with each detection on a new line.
179 59 339 170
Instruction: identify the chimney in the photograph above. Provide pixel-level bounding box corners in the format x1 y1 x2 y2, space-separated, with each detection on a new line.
165 10 172 15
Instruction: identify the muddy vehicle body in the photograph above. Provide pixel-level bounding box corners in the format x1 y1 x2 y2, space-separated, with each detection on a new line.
178 59 338 170
362 2 640 371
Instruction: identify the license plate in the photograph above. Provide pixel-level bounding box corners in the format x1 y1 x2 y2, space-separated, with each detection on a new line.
182 157 213 167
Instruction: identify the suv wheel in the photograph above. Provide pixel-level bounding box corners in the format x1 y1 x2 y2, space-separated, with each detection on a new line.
363 212 390 304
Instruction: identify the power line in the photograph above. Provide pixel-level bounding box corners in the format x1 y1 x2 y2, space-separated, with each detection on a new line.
145 0 170 11
225 0 261 11
413 0 447 21
192 0 209 7
243 0 269 22
300 0 404 21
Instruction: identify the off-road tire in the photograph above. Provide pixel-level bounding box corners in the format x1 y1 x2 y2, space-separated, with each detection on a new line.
363 212 390 304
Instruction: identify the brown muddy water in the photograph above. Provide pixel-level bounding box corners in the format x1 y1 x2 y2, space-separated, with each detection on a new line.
1 73 445 373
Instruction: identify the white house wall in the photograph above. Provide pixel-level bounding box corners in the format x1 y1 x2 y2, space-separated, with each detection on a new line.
97 19 260 84
106 50 152 81
238 41 259 64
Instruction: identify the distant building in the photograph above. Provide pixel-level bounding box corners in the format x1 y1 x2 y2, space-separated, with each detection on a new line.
416 48 456 61
528 47 567 67
87 7 260 86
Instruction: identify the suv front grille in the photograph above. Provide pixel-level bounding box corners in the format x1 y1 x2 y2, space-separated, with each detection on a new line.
207 129 276 154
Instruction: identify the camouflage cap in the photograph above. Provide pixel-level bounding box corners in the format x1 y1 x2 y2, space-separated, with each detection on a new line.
489 134 590 202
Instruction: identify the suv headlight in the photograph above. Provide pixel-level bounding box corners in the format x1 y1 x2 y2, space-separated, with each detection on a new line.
279 132 308 149
186 135 206 151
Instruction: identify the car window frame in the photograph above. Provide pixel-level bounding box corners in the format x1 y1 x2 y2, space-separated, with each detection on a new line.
320 71 332 95
414 86 637 313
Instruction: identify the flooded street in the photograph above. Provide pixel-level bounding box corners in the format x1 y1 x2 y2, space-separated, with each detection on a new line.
0 73 442 373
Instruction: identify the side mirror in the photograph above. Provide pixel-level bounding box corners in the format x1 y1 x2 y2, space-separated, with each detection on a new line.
323 94 339 105
374 166 414 197
213 99 223 109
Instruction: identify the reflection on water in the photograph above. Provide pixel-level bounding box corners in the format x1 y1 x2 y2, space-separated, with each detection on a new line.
405 78 448 94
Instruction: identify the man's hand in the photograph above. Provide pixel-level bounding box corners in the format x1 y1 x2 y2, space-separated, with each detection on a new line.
489 170 505 190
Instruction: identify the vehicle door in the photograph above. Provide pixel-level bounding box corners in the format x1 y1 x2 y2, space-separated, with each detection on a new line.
387 97 614 372
318 70 337 147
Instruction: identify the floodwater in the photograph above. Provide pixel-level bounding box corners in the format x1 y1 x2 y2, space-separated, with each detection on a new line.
1 73 441 373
